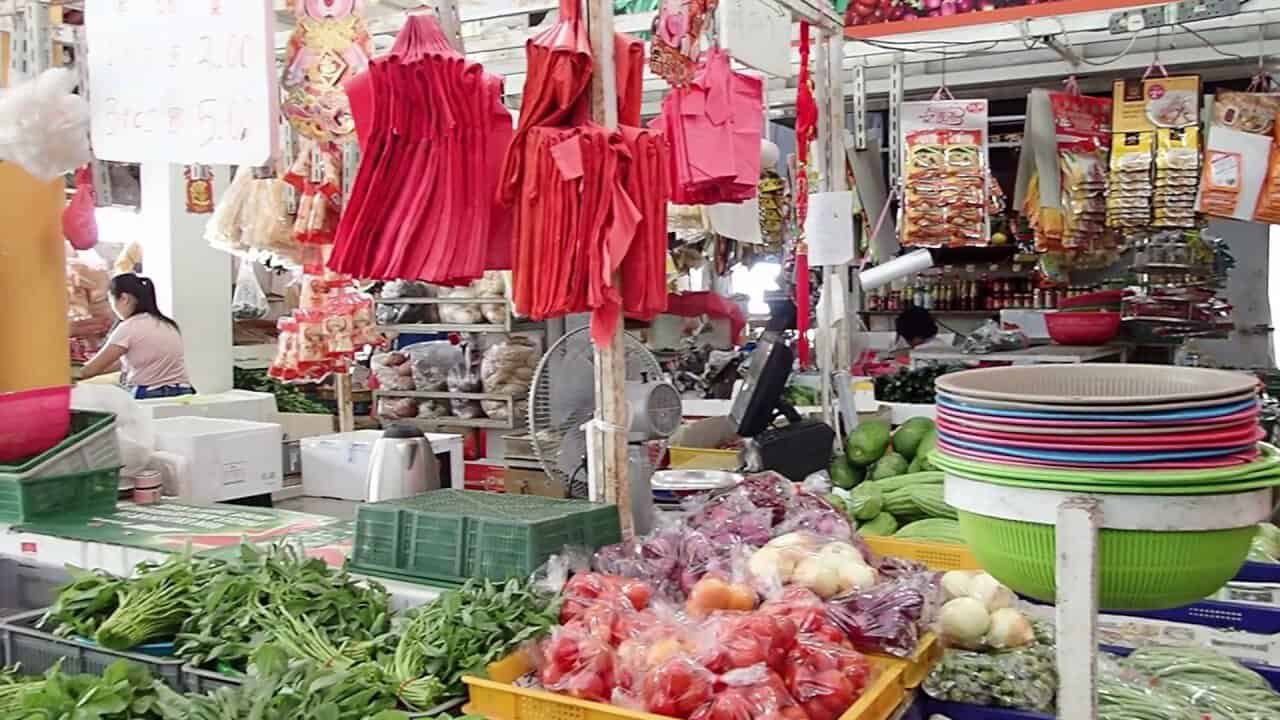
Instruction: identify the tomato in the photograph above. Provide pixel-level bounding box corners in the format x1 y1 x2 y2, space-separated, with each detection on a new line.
643 657 715 718
691 688 756 720
622 579 653 611
540 626 617 703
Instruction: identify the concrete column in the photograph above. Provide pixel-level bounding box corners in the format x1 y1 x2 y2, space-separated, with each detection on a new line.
0 164 68 392
140 163 233 394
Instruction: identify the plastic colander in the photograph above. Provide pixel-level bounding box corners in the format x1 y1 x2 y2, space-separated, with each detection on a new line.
958 510 1255 610
0 386 72 463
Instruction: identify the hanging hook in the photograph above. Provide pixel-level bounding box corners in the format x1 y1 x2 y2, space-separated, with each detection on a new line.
1249 25 1270 92
932 53 954 101
1143 27 1168 79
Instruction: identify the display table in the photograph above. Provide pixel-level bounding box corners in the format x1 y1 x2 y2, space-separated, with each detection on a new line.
0 501 444 609
910 343 1129 366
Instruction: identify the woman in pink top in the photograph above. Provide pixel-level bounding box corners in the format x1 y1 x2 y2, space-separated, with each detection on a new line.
80 274 195 399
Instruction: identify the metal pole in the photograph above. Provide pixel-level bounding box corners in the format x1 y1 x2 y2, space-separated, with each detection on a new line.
888 55 904 187
585 0 632 539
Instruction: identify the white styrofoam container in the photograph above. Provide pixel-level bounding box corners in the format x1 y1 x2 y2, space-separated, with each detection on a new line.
151 417 283 503
300 430 382 501
885 401 937 425
138 390 278 424
1000 309 1051 340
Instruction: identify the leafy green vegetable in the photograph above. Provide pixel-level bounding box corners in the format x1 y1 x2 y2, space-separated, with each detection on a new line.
13 660 161 720
387 577 559 711
233 368 331 415
922 629 1057 712
874 364 963 404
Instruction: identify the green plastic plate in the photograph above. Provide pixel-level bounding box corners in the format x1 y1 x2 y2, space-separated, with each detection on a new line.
941 468 1280 495
932 444 1280 487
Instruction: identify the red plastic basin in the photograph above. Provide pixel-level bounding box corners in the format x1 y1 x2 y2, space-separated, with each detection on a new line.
1045 311 1122 346
0 385 72 464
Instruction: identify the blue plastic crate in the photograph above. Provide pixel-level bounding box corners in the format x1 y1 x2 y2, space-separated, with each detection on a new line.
1234 560 1280 584
1116 598 1280 634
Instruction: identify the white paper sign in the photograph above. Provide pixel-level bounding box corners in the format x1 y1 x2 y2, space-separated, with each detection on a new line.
86 0 278 165
805 191 855 266
719 0 792 78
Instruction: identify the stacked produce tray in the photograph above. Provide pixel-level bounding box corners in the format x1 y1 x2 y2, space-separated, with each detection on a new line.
180 663 242 694
864 536 979 572
349 489 621 586
465 652 908 720
0 410 120 523
0 609 183 688
1235 560 1280 583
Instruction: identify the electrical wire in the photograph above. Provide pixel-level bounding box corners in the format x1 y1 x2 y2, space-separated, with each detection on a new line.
1076 31 1141 67
1177 22 1252 62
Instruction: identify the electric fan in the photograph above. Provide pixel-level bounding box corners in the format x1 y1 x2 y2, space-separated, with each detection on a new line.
528 327 682 501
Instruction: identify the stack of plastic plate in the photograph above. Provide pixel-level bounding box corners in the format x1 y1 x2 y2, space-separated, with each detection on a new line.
931 364 1280 610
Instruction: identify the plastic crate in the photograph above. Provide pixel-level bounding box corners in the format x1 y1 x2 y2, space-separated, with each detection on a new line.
668 446 740 471
1117 598 1280 634
349 490 622 586
181 663 243 695
464 652 907 720
0 411 118 478
874 632 942 689
0 466 121 525
1235 560 1280 583
0 609 183 688
863 536 980 571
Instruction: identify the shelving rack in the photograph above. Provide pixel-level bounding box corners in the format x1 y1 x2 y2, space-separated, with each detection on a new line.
374 296 538 335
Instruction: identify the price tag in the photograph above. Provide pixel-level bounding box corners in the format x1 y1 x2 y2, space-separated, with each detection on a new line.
86 0 278 164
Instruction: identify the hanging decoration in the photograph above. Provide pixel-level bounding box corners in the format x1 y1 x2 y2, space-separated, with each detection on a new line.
793 22 818 368
184 165 215 215
650 0 720 86
282 0 371 144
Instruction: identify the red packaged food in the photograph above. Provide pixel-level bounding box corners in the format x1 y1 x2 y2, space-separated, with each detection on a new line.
783 636 873 720
641 655 716 718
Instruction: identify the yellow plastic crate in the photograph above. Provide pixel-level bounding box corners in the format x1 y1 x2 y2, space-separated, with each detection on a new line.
864 536 980 571
667 446 741 471
872 632 942 690
465 653 906 720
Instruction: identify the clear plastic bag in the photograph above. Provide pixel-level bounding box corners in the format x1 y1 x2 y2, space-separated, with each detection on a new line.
959 320 1030 354
0 68 90 180
922 640 1057 712
1118 646 1280 720
206 167 253 253
377 281 436 325
232 261 269 320
480 337 538 420
825 578 929 657
746 533 877 601
783 635 874 720
447 348 485 419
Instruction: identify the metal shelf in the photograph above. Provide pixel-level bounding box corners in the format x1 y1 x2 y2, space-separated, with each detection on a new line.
375 295 541 334
372 389 519 430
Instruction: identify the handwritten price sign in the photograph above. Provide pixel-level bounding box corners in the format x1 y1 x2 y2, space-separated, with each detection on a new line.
86 0 277 164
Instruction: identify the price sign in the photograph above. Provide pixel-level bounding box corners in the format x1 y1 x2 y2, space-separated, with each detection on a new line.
86 0 277 164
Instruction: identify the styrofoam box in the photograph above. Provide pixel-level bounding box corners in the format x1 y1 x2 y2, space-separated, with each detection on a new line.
300 430 382 501
151 417 283 503
138 390 278 424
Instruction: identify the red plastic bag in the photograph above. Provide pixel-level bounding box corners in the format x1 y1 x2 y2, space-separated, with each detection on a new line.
539 625 617 702
64 166 98 250
784 636 873 720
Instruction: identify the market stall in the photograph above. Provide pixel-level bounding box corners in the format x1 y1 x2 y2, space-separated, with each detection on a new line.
8 0 1280 720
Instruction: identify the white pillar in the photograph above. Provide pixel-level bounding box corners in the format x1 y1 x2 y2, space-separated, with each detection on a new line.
140 163 233 394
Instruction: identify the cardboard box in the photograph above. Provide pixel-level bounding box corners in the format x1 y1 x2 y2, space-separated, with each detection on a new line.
503 466 566 498
277 412 336 441
152 416 283 503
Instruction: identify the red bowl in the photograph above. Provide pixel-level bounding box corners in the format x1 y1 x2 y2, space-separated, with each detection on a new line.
1045 311 1122 345
0 386 72 464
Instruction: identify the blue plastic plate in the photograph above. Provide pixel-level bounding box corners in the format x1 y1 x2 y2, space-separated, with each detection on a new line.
939 433 1254 463
937 396 1259 422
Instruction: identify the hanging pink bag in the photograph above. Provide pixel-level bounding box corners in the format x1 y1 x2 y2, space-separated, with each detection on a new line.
63 166 99 251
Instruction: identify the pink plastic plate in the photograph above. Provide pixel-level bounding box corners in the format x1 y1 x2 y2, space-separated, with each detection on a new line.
937 404 1260 429
936 440 1260 470
933 412 1255 436
936 417 1264 451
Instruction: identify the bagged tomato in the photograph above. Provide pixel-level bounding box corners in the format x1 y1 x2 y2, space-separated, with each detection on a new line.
561 573 653 624
616 633 691 696
692 665 807 720
539 625 617 702
784 637 873 720
642 656 716 718
760 588 847 645
695 613 798 673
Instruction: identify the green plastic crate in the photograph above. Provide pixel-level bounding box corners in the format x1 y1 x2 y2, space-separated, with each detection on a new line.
349 490 621 585
0 411 118 477
0 466 121 524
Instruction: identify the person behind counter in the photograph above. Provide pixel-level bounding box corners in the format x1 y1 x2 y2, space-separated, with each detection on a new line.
894 304 951 351
79 273 195 399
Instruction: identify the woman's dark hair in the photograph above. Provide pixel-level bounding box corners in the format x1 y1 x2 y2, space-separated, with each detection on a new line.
895 304 937 343
110 273 180 331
